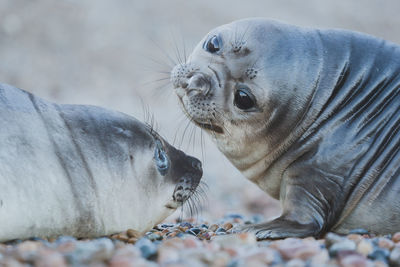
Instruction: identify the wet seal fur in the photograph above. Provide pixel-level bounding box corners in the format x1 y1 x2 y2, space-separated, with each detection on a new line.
171 18 400 239
0 83 202 242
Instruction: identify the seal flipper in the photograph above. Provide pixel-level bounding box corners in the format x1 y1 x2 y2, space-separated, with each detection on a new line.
241 216 322 240
240 166 342 240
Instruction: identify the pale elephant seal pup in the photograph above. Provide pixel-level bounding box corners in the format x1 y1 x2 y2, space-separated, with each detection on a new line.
171 18 400 239
0 83 202 242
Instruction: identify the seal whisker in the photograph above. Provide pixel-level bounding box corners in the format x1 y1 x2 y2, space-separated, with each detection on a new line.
185 123 197 152
181 33 188 65
170 30 186 68
192 124 198 152
139 78 172 91
142 55 174 72
172 113 191 147
148 36 177 67
192 189 207 209
141 99 161 137
213 110 233 137
180 117 195 148
184 197 195 218
239 23 251 45
200 128 206 163
207 119 218 140
187 194 201 219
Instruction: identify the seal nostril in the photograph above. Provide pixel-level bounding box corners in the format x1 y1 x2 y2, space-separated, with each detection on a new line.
192 160 202 171
181 81 188 89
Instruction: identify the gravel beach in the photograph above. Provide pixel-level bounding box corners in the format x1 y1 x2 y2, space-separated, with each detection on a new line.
1 214 400 266
1 1 400 266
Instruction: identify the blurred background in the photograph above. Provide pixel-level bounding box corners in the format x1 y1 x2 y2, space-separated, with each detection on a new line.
0 0 399 222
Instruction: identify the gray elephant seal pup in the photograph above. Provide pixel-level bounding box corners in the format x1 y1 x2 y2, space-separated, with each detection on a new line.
0 83 202 242
171 18 400 239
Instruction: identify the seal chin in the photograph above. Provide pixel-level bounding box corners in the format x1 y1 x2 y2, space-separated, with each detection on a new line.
194 120 224 134
165 200 180 210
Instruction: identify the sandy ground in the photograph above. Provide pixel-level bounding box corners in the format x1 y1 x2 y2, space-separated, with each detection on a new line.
0 0 399 222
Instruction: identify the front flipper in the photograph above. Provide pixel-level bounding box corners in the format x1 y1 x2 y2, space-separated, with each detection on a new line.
239 169 341 240
240 216 323 240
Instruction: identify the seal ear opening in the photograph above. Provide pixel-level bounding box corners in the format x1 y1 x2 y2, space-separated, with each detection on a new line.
154 140 170 176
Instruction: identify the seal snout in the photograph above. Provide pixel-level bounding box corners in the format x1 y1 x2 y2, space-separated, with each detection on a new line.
185 74 211 97
172 157 202 205
173 176 196 203
172 63 212 97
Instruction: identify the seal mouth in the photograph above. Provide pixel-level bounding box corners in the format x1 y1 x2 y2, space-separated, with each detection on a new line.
165 200 180 210
194 121 224 134
177 96 224 134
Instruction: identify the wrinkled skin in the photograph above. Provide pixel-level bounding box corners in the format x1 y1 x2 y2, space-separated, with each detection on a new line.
0 83 202 242
171 18 400 239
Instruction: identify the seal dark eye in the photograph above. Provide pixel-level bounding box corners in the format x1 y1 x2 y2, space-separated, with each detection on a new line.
203 35 220 53
234 88 256 111
154 140 169 176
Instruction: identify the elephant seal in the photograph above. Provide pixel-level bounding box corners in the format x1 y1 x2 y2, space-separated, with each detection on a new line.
171 18 400 239
0 82 202 242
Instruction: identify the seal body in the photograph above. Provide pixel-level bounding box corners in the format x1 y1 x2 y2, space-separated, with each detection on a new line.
0 83 202 242
171 18 400 239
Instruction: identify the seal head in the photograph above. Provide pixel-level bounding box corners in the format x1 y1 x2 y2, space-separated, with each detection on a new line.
0 83 203 241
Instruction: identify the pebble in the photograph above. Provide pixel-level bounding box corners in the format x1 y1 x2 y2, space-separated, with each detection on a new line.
15 240 43 262
127 229 142 239
146 233 163 242
216 227 226 232
179 222 193 228
212 233 256 247
68 238 114 264
209 224 219 232
325 232 345 248
368 247 390 262
185 230 197 236
35 249 67 267
286 258 306 267
357 239 374 256
378 237 395 250
389 247 400 266
161 223 175 228
392 232 400 243
347 234 363 244
223 222 233 231
338 252 371 267
271 238 321 260
348 228 370 235
0 215 398 267
329 239 356 256
135 238 157 260
309 249 330 266
189 228 202 235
